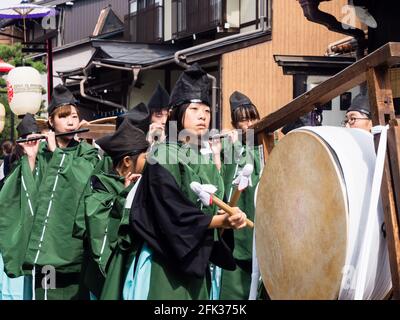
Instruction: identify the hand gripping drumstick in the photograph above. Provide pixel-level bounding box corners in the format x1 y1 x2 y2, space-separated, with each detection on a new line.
190 182 254 228
229 164 254 207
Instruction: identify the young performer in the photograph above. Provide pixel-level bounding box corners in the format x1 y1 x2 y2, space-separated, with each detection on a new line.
81 106 150 299
0 115 39 300
147 82 170 144
218 91 264 300
117 63 247 300
0 85 99 300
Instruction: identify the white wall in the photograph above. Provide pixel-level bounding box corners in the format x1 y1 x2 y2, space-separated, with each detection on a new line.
164 0 172 41
226 0 240 28
307 76 361 126
240 0 256 25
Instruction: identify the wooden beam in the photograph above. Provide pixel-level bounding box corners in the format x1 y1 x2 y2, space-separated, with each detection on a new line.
79 123 115 140
387 123 400 299
252 42 400 134
388 121 400 219
88 116 117 125
258 131 275 162
367 66 400 299
368 67 396 124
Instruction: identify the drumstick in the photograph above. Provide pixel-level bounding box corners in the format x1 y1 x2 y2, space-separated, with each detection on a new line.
229 164 254 207
16 128 90 143
212 195 254 228
229 189 242 207
190 182 254 228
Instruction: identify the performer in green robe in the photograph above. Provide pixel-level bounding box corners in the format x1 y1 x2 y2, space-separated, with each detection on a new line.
119 63 248 300
147 82 169 145
219 91 264 300
73 102 150 243
0 114 39 300
0 85 99 300
81 105 150 299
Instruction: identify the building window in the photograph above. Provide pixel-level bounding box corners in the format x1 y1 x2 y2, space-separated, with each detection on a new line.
172 0 223 39
172 0 271 41
127 0 163 43
130 0 137 13
130 0 163 12
240 0 270 30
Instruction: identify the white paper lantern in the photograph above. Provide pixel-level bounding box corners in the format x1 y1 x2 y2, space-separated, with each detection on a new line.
0 103 5 133
7 67 42 116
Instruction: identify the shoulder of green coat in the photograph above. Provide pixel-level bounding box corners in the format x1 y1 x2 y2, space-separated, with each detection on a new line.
149 142 181 183
77 141 99 156
150 142 179 162
90 173 124 194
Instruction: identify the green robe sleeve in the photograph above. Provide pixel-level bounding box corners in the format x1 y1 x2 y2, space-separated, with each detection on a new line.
73 154 112 240
0 156 37 277
221 141 264 260
84 174 126 274
0 141 99 276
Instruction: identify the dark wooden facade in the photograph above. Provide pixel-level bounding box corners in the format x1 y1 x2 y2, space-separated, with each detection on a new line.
62 0 128 44
124 3 163 43
31 0 128 47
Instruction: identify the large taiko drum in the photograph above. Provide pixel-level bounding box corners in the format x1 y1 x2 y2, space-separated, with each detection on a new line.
255 126 392 300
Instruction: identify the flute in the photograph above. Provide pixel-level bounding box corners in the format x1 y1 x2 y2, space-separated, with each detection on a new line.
16 128 90 143
208 131 233 140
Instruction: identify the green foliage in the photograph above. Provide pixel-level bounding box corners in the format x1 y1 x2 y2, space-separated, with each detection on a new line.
0 43 47 72
0 95 17 144
0 43 47 141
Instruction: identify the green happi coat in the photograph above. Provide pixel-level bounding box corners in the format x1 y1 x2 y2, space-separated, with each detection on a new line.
82 172 131 298
99 197 137 300
101 142 235 300
219 140 264 300
0 140 99 300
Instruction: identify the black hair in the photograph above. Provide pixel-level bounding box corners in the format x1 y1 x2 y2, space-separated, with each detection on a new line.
168 103 190 133
151 107 170 114
1 140 13 155
231 104 260 127
113 153 141 171
10 143 25 164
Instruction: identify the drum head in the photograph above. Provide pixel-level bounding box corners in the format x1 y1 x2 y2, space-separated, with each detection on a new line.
256 130 348 299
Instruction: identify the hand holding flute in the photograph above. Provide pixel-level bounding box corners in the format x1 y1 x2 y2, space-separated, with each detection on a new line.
15 128 90 143
209 129 239 144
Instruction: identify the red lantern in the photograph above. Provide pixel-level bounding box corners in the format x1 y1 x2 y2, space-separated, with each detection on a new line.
0 59 15 73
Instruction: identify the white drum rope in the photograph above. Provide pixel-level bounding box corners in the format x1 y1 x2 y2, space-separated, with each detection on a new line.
354 125 391 299
249 182 261 300
249 147 264 300
249 220 261 300
301 126 391 300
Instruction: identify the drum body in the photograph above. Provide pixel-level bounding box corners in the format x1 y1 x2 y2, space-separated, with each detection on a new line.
255 126 391 300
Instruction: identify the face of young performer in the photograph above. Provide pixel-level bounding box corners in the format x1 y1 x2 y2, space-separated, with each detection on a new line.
236 117 258 132
182 103 211 136
49 105 80 138
116 153 147 187
232 105 260 133
151 109 169 128
344 110 372 132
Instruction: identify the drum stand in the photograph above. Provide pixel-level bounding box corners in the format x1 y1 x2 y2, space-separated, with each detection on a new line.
252 42 400 299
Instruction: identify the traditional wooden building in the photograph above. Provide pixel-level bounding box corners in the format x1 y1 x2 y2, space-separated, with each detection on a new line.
13 0 398 128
